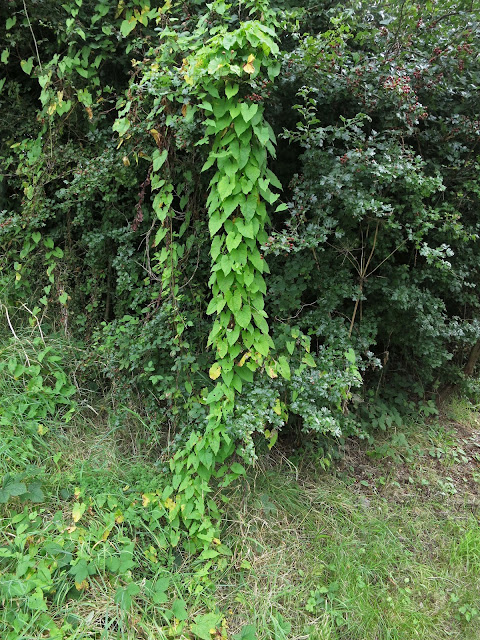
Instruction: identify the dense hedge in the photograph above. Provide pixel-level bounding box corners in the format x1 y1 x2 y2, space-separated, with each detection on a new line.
1 0 480 454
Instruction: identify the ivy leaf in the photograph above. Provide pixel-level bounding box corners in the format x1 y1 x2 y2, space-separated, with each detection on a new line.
69 558 89 584
235 366 253 382
226 233 242 252
20 58 34 75
225 83 239 99
242 194 257 221
230 462 246 475
153 149 168 171
240 103 258 123
213 100 229 119
236 220 254 239
217 175 235 201
171 598 188 621
345 348 356 364
228 289 242 313
223 194 243 218
6 16 16 30
245 163 260 183
210 235 223 260
209 211 223 236
27 587 48 612
302 353 316 368
76 67 89 79
254 333 269 356
120 18 137 37
227 325 240 346
278 356 291 380
205 384 224 404
114 582 140 611
234 624 257 640
235 305 252 329
23 482 44 503
234 117 250 137
254 126 270 146
112 117 130 136
243 55 255 75
232 374 242 392
191 612 222 640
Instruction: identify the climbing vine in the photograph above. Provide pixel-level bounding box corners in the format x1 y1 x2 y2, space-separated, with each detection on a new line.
127 0 291 554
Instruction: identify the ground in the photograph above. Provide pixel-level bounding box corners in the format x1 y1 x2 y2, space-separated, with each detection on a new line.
1 395 479 640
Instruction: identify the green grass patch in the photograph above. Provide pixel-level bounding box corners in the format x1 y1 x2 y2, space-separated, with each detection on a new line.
1 333 479 638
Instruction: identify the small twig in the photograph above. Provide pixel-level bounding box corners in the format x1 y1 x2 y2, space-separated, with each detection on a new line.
2 304 31 366
3 304 19 341
275 300 319 323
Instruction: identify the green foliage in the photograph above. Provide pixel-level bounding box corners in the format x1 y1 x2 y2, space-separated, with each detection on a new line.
2 0 480 585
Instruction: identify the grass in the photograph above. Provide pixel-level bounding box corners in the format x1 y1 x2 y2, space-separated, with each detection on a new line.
1 333 479 639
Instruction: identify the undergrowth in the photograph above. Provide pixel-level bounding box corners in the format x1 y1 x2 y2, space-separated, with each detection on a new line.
1 329 479 639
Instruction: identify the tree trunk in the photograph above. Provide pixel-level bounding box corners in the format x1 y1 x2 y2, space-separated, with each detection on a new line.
464 339 480 377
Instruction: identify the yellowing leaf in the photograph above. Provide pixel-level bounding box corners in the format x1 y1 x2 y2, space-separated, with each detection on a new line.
142 493 151 507
238 351 251 367
212 538 221 545
164 497 176 510
101 528 111 541
209 363 222 380
247 54 255 63
150 128 161 145
273 399 282 415
37 424 47 435
122 155 130 166
85 106 93 120
181 103 188 117
75 580 88 591
115 0 125 19
267 365 277 379
47 103 57 115
243 63 254 74
72 502 86 523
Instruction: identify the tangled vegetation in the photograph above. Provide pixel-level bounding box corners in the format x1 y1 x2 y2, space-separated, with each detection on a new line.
1 0 480 638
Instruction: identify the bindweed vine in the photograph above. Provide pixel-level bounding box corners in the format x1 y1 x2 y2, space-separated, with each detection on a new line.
112 0 291 554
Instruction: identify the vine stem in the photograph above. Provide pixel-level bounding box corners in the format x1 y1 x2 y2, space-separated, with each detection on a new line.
23 0 43 72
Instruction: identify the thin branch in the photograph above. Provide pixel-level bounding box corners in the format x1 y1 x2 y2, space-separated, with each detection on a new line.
366 239 407 278
364 221 379 274
22 0 43 72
